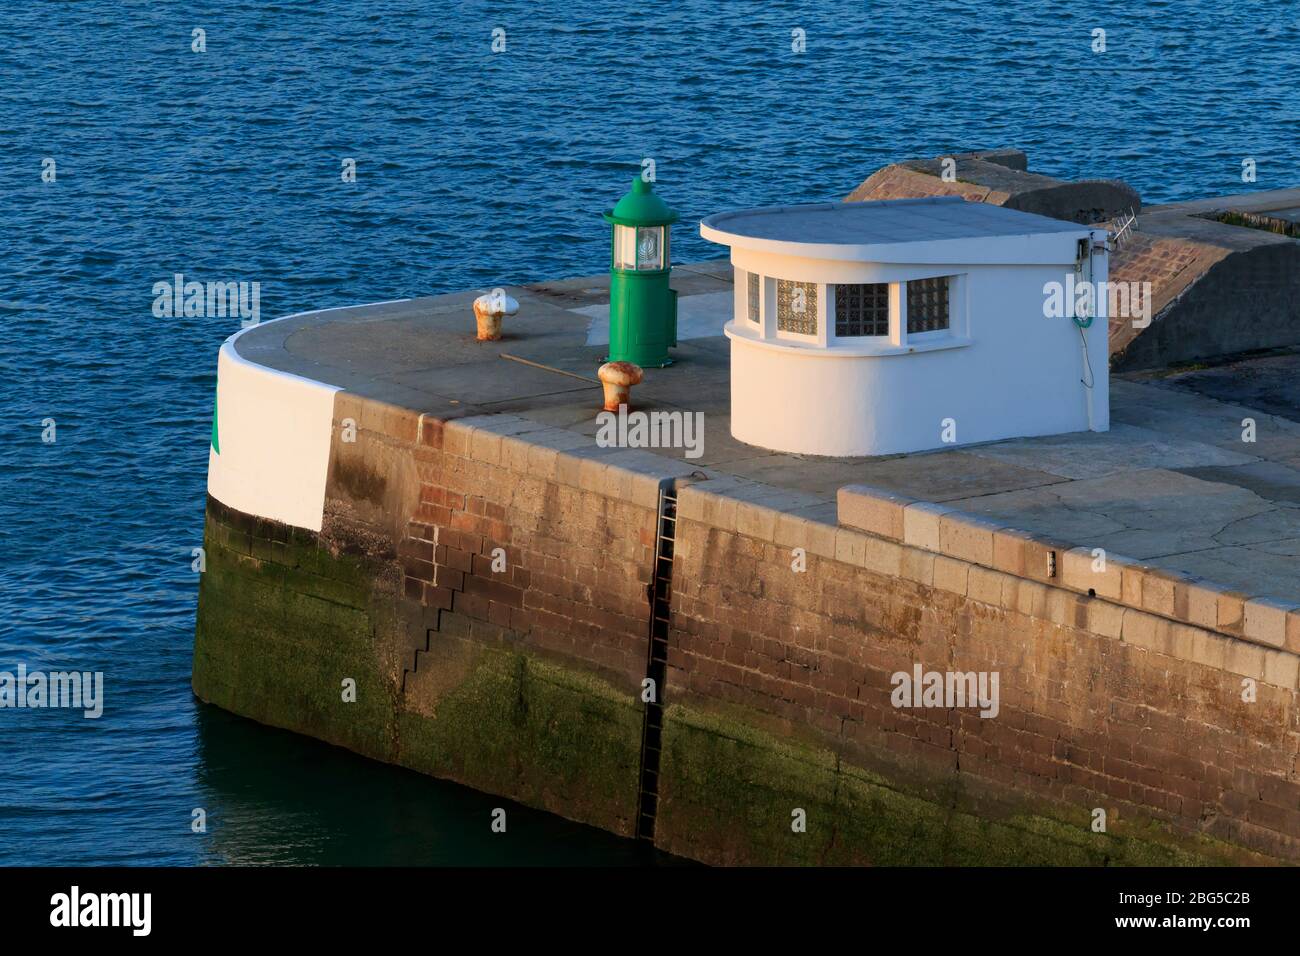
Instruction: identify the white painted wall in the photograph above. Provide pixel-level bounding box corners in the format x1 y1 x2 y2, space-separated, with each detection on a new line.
207 332 340 531
727 255 1109 457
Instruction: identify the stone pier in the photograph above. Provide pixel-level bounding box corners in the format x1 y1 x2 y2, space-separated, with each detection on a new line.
194 252 1300 864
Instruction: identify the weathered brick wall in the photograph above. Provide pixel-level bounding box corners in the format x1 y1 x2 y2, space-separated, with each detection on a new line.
199 397 704 839
198 395 1300 864
656 480 1300 864
194 496 401 762
397 416 655 691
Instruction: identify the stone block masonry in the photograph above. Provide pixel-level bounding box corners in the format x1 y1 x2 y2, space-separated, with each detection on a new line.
196 396 700 840
195 389 1300 864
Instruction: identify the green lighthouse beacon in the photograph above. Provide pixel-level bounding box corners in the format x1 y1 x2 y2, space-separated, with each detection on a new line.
603 176 679 367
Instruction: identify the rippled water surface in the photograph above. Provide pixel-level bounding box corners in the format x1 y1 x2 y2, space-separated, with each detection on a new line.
1 0 1296 865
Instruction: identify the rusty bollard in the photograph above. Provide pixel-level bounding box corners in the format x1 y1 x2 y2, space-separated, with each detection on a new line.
597 361 643 411
473 289 518 341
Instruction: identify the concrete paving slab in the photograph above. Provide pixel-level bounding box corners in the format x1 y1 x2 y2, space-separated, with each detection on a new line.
632 346 732 409
500 344 610 380
785 499 839 524
676 334 730 357
1141 187 1300 219
1109 378 1261 440
1045 468 1273 533
344 378 462 416
1081 527 1220 561
1160 350 1300 424
1176 462 1300 506
966 422 1258 479
672 259 733 280
521 264 730 312
482 389 603 419
1204 504 1300 546
599 411 772 468
383 360 595 406
944 484 1128 542
578 291 732 346
813 450 1068 503
511 399 603 430
1247 537 1300 557
1153 547 1300 604
520 276 611 310
1114 358 1300 461
944 466 1300 598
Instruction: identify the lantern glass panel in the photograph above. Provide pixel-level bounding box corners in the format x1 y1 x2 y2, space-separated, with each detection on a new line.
613 224 637 270
636 226 664 270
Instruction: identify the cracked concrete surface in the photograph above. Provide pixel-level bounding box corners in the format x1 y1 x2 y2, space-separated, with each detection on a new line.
233 261 1300 604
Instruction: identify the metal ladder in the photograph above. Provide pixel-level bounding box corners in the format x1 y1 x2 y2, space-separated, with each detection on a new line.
636 480 677 841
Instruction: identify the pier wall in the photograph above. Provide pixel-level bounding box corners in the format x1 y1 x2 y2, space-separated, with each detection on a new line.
195 397 1300 864
661 482 1300 864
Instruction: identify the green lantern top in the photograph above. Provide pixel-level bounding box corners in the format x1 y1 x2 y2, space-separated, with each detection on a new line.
603 177 680 227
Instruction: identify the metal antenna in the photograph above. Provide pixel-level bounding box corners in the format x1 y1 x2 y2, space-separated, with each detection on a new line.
1110 207 1138 249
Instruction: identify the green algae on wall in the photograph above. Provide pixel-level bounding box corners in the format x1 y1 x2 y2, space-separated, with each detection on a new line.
193 502 399 763
396 629 644 837
654 703 1267 866
192 499 644 839
194 499 1277 865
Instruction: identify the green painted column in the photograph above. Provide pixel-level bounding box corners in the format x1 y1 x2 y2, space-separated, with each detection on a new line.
603 177 679 367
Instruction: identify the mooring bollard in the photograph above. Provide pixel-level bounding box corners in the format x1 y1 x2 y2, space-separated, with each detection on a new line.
473 289 519 341
597 361 643 411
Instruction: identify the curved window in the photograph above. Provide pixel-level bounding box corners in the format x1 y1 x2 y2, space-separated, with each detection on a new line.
835 283 889 337
907 276 951 333
747 272 760 323
776 279 817 335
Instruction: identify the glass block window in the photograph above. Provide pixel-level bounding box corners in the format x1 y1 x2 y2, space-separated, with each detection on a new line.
906 276 951 333
776 279 817 335
834 283 889 337
747 272 760 323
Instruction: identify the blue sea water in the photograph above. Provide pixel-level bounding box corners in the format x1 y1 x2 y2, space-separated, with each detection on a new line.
0 0 1295 865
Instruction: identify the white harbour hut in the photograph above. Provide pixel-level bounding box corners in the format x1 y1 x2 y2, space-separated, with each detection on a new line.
700 196 1111 457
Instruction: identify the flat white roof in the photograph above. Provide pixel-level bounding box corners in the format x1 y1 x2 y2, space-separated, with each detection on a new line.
701 196 1095 264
